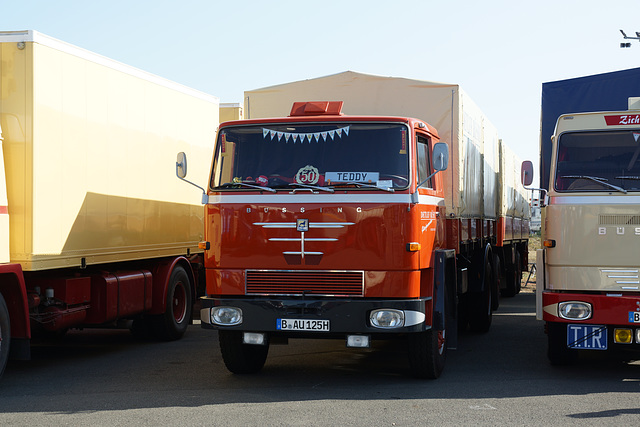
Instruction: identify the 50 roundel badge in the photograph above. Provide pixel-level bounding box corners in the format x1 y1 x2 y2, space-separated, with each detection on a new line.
295 165 320 185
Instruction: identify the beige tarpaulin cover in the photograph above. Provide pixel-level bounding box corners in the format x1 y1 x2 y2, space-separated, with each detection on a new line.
244 71 512 219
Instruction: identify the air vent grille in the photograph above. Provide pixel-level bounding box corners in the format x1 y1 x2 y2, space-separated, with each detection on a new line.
246 270 364 297
599 215 640 225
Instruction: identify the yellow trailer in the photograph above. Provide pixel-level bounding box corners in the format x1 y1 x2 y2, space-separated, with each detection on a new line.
0 30 218 377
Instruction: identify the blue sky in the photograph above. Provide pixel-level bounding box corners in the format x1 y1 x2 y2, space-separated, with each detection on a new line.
3 0 640 179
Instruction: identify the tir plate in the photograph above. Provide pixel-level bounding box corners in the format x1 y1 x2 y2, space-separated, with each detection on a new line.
566 324 607 350
276 318 330 332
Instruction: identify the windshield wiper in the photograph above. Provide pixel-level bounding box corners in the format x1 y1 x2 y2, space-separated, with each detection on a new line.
287 183 334 194
331 182 394 193
214 182 276 193
616 175 640 180
560 175 627 194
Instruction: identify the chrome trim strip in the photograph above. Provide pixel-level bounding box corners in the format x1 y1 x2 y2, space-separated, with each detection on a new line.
255 222 354 228
255 220 353 259
551 195 640 205
404 310 427 327
254 223 296 228
310 223 355 228
208 193 444 205
246 269 365 273
269 238 338 242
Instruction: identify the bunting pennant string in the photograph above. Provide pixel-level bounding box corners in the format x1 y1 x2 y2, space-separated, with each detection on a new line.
262 126 350 143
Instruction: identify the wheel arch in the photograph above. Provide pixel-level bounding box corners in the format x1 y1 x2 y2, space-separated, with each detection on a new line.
0 264 30 340
148 256 196 315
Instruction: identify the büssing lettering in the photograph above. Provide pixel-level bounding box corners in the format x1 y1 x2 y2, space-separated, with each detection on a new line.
598 227 640 236
245 206 360 214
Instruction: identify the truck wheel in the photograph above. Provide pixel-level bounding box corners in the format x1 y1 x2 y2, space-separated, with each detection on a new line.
514 252 522 295
0 292 10 379
407 329 446 379
501 252 521 298
469 259 493 333
218 330 269 374
547 322 577 365
491 254 501 311
151 265 192 341
408 279 450 379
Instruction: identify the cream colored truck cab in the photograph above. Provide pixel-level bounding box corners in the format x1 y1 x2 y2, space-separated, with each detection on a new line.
523 97 640 364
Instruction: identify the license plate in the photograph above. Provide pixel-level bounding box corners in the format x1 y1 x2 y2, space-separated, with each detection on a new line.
566 324 607 350
276 318 330 332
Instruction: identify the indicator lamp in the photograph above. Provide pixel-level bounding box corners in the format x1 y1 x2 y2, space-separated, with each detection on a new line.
406 242 421 252
614 328 633 344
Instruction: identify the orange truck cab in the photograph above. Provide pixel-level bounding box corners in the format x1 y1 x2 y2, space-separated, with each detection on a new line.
180 101 528 379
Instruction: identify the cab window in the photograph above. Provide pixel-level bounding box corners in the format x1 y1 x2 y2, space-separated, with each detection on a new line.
416 134 432 188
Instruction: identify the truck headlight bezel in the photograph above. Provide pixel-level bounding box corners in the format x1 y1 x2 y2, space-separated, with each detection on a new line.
558 301 592 320
211 306 243 326
370 309 405 328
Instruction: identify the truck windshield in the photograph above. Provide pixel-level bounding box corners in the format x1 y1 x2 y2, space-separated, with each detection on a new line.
555 130 640 192
210 122 410 191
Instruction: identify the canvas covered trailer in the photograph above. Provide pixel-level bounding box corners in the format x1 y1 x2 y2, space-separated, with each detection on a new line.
244 71 529 233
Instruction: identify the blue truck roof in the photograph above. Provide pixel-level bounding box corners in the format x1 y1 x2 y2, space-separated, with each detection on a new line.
540 67 640 189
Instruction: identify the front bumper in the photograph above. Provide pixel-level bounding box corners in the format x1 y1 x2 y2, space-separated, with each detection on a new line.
200 296 431 335
542 291 640 324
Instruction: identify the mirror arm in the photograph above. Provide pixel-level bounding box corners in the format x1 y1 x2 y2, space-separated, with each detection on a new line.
177 175 208 204
176 160 208 204
524 186 548 207
412 169 443 204
421 169 441 187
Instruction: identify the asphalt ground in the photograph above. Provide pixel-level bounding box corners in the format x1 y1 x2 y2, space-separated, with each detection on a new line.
0 292 639 426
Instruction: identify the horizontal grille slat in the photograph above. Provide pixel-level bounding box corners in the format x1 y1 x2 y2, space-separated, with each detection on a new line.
246 270 364 296
599 214 640 225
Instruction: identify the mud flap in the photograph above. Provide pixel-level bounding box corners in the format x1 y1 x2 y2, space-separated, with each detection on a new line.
435 249 458 350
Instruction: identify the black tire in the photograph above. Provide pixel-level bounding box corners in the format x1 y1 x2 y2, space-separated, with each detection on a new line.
218 330 269 374
151 265 192 341
501 252 521 298
514 252 522 295
469 259 493 333
491 254 501 311
547 322 578 365
0 292 10 379
408 276 450 379
408 328 447 379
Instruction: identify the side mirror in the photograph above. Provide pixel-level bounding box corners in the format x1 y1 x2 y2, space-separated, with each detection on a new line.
176 152 188 179
520 160 548 207
432 142 449 171
413 142 449 202
175 151 208 204
521 160 534 187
